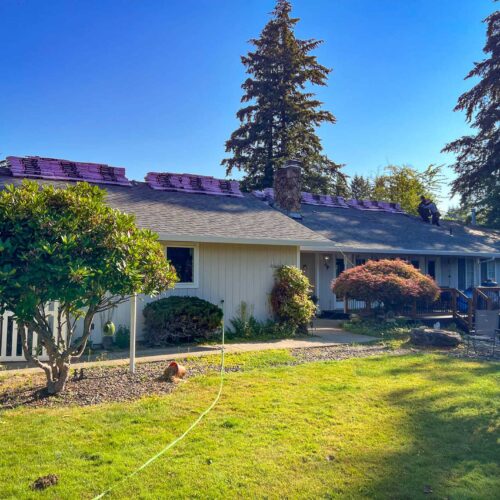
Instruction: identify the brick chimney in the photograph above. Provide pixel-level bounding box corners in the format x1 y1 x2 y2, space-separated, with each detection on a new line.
274 159 302 219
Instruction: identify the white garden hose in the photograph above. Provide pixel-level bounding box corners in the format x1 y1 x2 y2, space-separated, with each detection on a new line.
93 300 226 499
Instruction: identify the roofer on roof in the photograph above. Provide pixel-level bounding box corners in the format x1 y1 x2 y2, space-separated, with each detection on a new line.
423 198 441 227
418 195 431 223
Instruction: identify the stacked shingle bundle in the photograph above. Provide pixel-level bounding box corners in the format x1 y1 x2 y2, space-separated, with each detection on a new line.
346 199 404 212
6 156 131 186
301 192 349 208
252 188 406 214
145 172 243 197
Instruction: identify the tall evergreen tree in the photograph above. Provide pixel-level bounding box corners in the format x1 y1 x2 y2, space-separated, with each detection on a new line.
223 0 345 194
443 6 500 228
349 174 373 200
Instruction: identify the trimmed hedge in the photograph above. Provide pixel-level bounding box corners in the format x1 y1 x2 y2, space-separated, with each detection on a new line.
143 296 223 344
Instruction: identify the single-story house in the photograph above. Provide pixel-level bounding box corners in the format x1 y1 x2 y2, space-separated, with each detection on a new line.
0 156 330 349
0 155 499 356
252 162 500 313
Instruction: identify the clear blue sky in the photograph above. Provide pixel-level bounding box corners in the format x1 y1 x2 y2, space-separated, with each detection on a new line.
0 0 495 208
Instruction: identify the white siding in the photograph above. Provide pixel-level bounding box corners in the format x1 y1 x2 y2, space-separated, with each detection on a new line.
94 242 298 341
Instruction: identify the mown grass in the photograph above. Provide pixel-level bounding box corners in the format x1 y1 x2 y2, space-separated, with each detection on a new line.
0 351 499 499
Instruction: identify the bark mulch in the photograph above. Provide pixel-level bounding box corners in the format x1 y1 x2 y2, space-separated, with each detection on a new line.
0 343 493 410
290 343 412 362
0 361 236 410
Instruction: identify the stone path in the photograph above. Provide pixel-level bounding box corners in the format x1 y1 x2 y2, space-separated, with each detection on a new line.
2 322 374 375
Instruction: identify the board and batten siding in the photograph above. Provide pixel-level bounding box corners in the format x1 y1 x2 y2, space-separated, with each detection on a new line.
101 242 299 342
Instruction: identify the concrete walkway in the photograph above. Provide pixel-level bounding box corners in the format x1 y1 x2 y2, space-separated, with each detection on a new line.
2 322 374 375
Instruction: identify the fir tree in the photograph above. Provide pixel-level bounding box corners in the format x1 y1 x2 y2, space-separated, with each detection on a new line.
349 174 373 200
223 0 345 194
443 6 500 228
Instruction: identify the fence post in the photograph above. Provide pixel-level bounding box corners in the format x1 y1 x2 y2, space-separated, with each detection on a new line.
467 298 474 331
451 289 457 318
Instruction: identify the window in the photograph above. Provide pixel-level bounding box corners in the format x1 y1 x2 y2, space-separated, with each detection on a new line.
410 259 420 270
458 258 474 290
166 244 199 288
355 258 366 266
336 258 345 277
427 260 436 279
480 260 496 283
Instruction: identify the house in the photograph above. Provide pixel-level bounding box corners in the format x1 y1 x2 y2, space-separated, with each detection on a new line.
0 155 499 355
251 161 500 314
0 156 330 349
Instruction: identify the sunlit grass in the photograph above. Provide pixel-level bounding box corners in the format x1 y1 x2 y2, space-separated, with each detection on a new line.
0 352 498 499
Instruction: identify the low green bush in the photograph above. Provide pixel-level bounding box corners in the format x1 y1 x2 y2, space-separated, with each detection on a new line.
226 302 296 340
114 325 130 349
143 296 223 344
343 317 416 339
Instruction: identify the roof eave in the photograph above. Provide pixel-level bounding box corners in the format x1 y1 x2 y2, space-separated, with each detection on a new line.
157 233 332 247
299 244 500 258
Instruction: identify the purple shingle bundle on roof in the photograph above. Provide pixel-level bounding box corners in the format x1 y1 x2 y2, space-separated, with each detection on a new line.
6 156 131 186
145 172 243 197
252 187 403 213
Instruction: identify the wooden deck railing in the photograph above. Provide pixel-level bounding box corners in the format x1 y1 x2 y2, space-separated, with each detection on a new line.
342 287 475 331
473 287 500 311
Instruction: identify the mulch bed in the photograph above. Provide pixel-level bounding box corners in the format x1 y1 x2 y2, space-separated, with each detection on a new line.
0 361 237 410
0 343 495 410
290 343 412 362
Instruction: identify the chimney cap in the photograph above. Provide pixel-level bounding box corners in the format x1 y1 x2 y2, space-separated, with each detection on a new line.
283 159 302 169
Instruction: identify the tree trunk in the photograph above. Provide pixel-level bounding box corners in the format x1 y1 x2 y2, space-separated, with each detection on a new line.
45 360 70 395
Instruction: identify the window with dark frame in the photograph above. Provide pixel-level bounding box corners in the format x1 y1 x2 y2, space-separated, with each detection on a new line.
336 258 345 277
166 247 194 284
427 260 436 279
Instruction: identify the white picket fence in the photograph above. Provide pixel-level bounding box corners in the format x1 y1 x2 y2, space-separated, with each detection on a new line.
0 303 67 362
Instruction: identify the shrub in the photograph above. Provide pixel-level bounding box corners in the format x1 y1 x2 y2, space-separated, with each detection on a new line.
270 265 316 332
332 259 440 314
114 325 130 349
143 296 223 344
227 302 296 340
342 317 416 339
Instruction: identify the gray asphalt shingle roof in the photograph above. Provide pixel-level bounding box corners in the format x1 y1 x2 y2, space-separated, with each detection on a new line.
0 175 329 246
298 203 500 256
1 169 498 255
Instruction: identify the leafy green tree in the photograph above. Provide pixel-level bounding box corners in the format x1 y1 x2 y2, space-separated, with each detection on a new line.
443 8 500 228
223 0 345 194
0 181 177 394
371 164 444 215
349 174 373 200
444 204 472 224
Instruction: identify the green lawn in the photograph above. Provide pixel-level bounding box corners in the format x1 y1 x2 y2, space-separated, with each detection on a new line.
1 351 499 499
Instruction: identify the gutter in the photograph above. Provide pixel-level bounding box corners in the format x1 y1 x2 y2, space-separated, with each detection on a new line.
300 245 500 258
157 232 332 247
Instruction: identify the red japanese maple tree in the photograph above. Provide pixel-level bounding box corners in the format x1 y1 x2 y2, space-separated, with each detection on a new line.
332 259 439 313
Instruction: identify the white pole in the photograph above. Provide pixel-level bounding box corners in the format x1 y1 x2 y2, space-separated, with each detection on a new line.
129 293 137 374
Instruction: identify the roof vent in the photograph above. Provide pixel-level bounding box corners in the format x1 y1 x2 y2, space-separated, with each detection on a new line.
6 156 131 186
145 172 243 197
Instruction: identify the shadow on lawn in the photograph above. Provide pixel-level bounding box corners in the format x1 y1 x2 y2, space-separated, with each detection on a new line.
384 354 500 385
344 357 500 499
